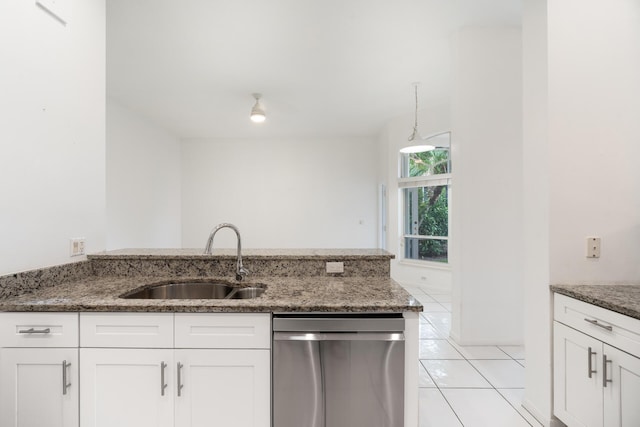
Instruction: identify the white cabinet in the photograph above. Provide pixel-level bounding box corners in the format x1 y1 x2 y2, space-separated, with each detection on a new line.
602 345 640 427
80 349 174 427
174 349 270 427
0 313 79 427
554 322 604 426
1 312 270 427
0 348 79 427
78 312 271 427
554 293 640 427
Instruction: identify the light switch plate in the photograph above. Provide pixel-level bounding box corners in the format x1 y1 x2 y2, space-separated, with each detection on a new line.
326 262 344 274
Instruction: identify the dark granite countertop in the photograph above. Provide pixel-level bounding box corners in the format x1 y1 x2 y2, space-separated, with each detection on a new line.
0 275 421 313
89 248 396 260
551 284 640 320
0 249 420 313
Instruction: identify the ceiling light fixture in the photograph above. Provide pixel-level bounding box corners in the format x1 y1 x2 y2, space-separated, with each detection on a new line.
250 93 266 123
400 82 435 154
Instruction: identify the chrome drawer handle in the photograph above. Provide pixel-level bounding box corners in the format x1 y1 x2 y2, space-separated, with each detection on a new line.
603 354 613 387
177 362 184 397
62 360 71 395
588 347 597 378
18 327 51 334
160 361 168 396
584 318 613 331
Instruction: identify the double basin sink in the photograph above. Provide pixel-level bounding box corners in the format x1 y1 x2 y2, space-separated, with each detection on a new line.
121 280 265 300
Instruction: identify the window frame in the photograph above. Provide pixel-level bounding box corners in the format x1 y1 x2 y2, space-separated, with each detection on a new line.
398 150 451 265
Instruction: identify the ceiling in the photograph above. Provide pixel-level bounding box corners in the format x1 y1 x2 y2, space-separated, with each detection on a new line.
107 0 521 139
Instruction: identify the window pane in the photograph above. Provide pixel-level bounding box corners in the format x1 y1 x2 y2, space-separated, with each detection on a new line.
404 238 448 263
403 186 448 237
401 148 450 178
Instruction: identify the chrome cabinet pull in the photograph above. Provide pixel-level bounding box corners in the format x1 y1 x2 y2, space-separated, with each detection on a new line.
587 347 597 378
177 362 184 397
584 318 613 331
62 360 71 395
160 361 168 396
603 354 613 387
18 327 51 334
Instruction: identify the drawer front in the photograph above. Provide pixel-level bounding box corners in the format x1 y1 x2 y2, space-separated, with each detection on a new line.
175 313 271 349
554 293 640 356
0 312 78 347
80 313 174 348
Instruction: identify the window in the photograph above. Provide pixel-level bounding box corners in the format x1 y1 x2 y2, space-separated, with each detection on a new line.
399 133 451 263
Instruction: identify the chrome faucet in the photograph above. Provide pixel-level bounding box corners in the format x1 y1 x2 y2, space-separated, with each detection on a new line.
203 223 249 281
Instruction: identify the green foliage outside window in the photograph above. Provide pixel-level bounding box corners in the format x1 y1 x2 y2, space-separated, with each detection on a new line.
403 148 450 263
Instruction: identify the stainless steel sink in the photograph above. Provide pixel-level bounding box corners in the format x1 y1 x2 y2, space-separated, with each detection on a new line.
227 287 265 299
121 280 265 300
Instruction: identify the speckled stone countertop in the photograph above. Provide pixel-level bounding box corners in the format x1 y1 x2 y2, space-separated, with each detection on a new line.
0 249 421 313
0 276 420 313
89 248 395 260
551 284 640 320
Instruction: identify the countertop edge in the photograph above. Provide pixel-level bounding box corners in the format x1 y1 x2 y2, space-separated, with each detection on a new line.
551 284 640 321
87 248 396 261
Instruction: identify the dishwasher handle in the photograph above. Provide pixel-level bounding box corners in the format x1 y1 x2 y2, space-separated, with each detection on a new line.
274 332 404 342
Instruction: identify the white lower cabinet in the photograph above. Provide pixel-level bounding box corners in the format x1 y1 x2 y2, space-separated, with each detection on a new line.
78 312 271 427
554 294 640 427
554 322 604 426
603 345 640 427
79 348 270 427
174 349 270 427
80 348 175 427
0 348 79 427
1 312 271 427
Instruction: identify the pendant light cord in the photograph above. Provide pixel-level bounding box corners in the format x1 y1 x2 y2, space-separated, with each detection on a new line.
409 84 419 141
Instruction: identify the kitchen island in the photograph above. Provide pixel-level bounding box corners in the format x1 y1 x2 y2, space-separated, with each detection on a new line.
0 249 421 427
0 248 420 313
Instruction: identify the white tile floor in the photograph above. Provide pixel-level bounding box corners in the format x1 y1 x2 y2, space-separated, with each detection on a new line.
402 284 543 427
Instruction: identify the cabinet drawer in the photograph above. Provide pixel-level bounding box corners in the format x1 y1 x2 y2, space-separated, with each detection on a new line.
175 313 271 349
0 312 78 347
80 313 173 348
554 293 640 356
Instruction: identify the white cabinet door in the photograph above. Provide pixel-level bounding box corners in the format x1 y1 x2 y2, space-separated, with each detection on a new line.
603 345 640 427
0 348 78 427
174 349 270 427
80 348 174 427
554 322 603 427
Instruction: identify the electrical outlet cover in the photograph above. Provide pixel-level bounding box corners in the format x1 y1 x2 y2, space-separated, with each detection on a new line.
326 262 344 274
586 236 601 258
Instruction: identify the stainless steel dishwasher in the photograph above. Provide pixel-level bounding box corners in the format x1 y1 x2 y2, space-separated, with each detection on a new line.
272 313 405 427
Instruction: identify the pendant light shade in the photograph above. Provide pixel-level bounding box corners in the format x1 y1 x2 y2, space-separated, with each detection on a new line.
401 83 435 153
250 93 266 123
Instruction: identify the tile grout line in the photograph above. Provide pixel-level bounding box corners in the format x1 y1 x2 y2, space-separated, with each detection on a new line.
418 287 533 426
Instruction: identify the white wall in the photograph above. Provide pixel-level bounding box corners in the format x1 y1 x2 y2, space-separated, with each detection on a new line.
450 27 524 345
523 1 640 425
181 137 379 249
0 0 105 275
106 100 182 249
522 0 552 424
379 107 453 290
548 0 640 283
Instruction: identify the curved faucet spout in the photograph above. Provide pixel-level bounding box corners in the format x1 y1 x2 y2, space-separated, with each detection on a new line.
203 223 249 281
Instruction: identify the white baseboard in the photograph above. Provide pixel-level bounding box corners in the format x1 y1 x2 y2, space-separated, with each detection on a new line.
522 398 566 427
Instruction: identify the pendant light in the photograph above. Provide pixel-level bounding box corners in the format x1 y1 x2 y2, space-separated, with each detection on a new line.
250 93 266 123
400 83 435 154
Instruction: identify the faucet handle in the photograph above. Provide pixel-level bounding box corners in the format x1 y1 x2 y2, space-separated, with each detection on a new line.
236 266 250 282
